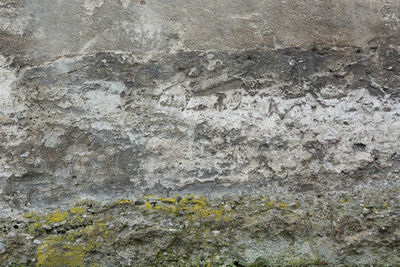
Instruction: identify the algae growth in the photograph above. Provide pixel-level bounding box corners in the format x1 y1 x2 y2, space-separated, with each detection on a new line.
0 192 399 266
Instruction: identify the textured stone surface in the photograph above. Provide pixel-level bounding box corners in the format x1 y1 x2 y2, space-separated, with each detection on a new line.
0 0 400 265
1 192 400 266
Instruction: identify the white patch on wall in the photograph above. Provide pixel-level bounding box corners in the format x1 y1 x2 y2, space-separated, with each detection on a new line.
83 0 104 16
120 0 132 9
0 9 30 35
81 81 124 118
0 65 16 112
132 8 163 48
85 90 121 114
0 157 13 181
153 85 400 182
42 128 65 148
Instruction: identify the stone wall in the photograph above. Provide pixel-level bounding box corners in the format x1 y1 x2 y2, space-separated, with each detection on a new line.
0 0 399 266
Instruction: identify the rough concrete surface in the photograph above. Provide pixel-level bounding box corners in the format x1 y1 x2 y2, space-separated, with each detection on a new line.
0 0 400 266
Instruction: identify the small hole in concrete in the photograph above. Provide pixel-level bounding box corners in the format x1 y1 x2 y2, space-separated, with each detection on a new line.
353 143 366 152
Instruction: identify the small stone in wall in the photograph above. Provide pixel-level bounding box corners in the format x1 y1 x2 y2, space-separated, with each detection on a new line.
42 224 52 230
224 204 232 212
6 232 16 239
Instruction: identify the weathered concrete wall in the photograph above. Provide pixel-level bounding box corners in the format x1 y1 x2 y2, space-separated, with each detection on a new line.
0 0 400 266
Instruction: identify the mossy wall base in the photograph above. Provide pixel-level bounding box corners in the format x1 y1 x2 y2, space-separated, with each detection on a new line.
1 190 400 266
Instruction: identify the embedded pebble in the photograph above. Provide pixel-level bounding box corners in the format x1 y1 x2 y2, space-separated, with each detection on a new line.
224 204 232 211
212 230 220 235
33 239 41 245
24 234 34 240
289 202 297 208
194 222 201 228
7 232 16 239
0 242 4 251
363 208 372 215
176 196 182 203
42 224 52 230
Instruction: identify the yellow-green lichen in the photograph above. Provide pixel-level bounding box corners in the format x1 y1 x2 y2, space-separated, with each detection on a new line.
69 207 85 215
158 196 176 203
266 201 276 207
23 203 115 266
37 235 86 267
145 195 228 221
341 198 350 204
36 221 113 267
118 199 131 204
26 206 90 236
145 201 151 210
7 193 398 267
45 210 68 223
279 202 288 208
